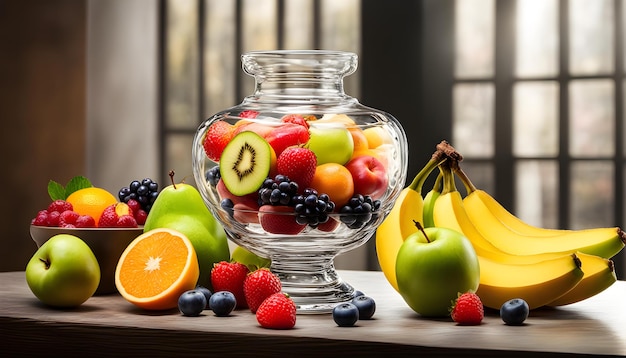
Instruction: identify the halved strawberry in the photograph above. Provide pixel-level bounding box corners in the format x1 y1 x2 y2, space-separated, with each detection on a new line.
203 121 235 162
258 205 305 235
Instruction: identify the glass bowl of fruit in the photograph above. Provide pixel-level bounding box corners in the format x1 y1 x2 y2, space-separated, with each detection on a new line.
192 50 408 312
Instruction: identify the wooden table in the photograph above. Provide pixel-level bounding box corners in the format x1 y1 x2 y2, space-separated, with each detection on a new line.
1 270 624 357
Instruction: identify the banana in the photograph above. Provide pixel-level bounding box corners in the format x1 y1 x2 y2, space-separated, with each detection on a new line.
547 252 617 306
455 168 626 259
421 170 442 228
376 152 447 291
432 169 566 265
476 253 584 310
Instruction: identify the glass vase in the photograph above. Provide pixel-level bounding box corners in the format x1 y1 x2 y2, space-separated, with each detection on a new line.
192 50 408 313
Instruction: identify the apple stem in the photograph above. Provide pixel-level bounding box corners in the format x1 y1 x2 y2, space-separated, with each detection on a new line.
39 257 50 270
169 170 177 189
413 220 430 243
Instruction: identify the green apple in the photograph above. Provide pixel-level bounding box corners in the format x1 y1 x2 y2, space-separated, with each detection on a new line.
231 245 271 271
306 122 354 165
395 226 480 317
25 234 100 307
144 171 230 290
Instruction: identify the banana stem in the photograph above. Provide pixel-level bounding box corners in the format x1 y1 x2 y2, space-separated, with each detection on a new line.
407 144 448 194
450 160 477 194
431 169 444 194
440 160 457 195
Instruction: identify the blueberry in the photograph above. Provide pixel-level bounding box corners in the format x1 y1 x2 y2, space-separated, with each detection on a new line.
333 302 359 327
351 295 376 320
178 290 207 317
500 298 529 325
353 290 365 297
195 286 212 309
209 291 237 317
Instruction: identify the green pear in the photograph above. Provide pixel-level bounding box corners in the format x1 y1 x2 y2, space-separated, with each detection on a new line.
144 171 230 289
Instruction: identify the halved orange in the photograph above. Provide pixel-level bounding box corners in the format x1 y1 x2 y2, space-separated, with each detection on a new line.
115 228 199 310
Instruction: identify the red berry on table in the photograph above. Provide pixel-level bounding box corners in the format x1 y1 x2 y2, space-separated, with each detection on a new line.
244 268 282 313
203 121 235 162
256 292 297 329
258 205 306 235
450 292 484 325
276 147 317 189
210 261 250 309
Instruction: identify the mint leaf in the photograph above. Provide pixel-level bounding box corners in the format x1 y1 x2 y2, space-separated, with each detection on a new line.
64 176 93 198
48 180 66 201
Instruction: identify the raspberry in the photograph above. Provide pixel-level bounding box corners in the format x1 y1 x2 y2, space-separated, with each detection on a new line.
203 121 234 162
75 215 96 228
450 292 484 325
46 210 61 227
47 200 73 214
210 261 250 309
31 210 49 226
117 215 138 228
243 268 282 313
276 147 317 189
59 210 80 227
134 209 148 225
256 292 297 329
126 199 142 215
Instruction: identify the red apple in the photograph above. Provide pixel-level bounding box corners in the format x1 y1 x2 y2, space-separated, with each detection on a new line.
216 179 260 223
345 155 388 200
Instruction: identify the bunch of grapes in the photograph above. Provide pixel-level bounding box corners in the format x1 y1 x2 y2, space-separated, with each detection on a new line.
258 175 299 206
338 194 381 229
118 178 159 213
293 188 335 227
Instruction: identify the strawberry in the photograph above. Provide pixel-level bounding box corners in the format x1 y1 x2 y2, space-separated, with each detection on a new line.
239 110 259 119
244 268 282 313
256 292 297 329
450 292 484 325
276 147 317 189
281 114 309 128
265 123 310 156
258 205 306 235
210 261 250 309
98 203 138 228
203 121 234 162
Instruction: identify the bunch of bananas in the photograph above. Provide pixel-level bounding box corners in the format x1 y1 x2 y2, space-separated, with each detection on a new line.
376 141 624 310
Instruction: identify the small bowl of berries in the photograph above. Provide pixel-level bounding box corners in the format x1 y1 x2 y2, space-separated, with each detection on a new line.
29 177 159 294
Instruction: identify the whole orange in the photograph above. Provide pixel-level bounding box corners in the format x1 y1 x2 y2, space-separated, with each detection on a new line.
309 163 354 207
66 187 118 224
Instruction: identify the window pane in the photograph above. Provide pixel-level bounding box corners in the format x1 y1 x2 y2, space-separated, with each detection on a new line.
453 83 494 157
454 0 494 78
457 162 495 195
166 0 199 129
204 0 236 118
569 0 614 75
241 0 278 96
515 160 558 229
569 79 614 157
513 81 559 157
570 161 614 229
284 0 314 49
320 0 361 97
516 0 558 77
165 134 195 187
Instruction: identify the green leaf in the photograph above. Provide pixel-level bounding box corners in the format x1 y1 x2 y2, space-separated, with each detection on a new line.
47 180 66 201
64 176 93 198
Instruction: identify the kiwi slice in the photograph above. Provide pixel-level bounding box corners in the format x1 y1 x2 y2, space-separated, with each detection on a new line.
219 131 272 196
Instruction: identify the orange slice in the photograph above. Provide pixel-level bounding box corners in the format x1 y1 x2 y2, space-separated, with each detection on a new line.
115 228 199 310
66 187 118 224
